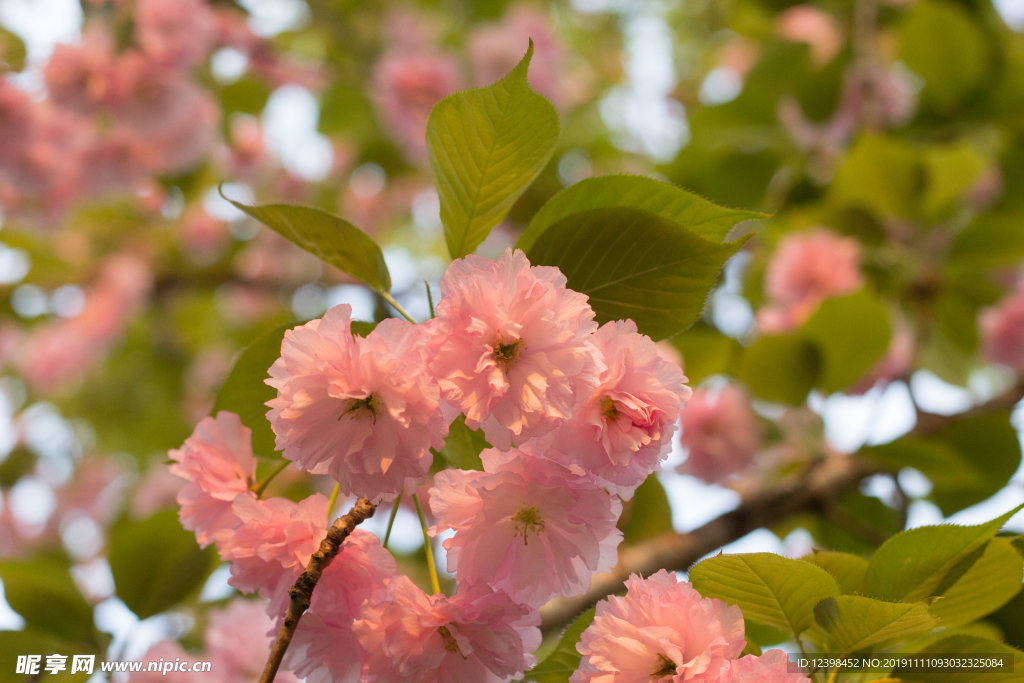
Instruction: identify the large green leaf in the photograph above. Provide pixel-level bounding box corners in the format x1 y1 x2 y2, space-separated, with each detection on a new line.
929 537 1023 628
222 196 391 293
0 26 26 72
435 415 488 471
619 474 673 545
921 144 988 220
987 590 1024 650
802 551 869 595
864 412 1021 516
736 333 820 405
213 322 292 460
0 629 96 683
0 561 95 644
527 207 746 341
108 509 217 619
899 0 991 115
525 606 596 682
516 175 765 253
864 505 1024 603
427 40 559 259
690 553 840 636
802 289 891 393
894 635 1024 683
814 596 936 653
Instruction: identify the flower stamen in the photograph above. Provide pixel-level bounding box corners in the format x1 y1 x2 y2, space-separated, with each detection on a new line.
438 625 465 658
652 654 677 679
601 396 619 422
341 394 378 423
493 338 524 373
511 506 544 545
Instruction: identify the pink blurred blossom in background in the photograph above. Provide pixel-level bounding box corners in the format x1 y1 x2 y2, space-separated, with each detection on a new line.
980 286 1024 371
677 384 762 485
757 229 862 333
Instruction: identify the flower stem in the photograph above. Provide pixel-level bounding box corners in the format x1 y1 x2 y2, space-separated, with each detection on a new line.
383 493 402 549
413 493 441 595
327 483 340 524
382 292 417 324
250 459 292 498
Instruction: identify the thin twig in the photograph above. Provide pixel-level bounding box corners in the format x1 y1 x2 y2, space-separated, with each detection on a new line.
259 498 376 683
413 493 442 595
383 493 402 549
251 459 293 497
382 292 417 324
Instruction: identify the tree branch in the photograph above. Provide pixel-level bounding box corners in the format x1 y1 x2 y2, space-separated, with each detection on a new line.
259 498 376 683
539 383 1024 634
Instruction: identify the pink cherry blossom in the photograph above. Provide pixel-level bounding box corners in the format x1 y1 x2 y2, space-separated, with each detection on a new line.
430 446 622 607
136 0 218 68
677 385 761 485
371 49 463 161
283 529 397 683
468 6 564 105
776 6 842 67
727 650 808 683
548 320 691 499
429 248 599 449
128 640 201 683
354 576 541 683
980 287 1024 371
757 229 862 332
168 411 257 547
267 304 447 503
213 493 328 616
205 598 280 683
44 26 116 114
572 570 746 683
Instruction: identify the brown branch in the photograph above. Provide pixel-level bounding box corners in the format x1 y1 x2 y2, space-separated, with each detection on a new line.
259 498 377 683
539 383 1024 634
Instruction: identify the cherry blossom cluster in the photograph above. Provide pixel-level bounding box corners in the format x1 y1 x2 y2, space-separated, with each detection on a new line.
0 0 305 222
170 247 699 681
573 570 809 683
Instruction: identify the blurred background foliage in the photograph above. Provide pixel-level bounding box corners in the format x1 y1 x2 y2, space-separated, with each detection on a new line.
1 0 1024 674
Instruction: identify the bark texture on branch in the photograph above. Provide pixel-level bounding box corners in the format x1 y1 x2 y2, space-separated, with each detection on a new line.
539 383 1024 634
259 497 376 683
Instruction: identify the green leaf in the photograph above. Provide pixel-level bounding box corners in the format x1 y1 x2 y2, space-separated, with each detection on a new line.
213 323 292 460
527 207 747 341
619 475 673 545
832 135 922 220
929 537 1024 628
669 323 742 385
108 509 217 619
222 196 391 293
427 40 559 259
899 0 991 115
987 590 1024 650
0 27 26 72
802 289 891 393
921 144 987 220
525 606 596 682
0 561 95 644
864 504 1024 603
435 415 489 471
690 553 840 637
802 551 869 595
894 635 1024 682
864 412 1021 516
815 596 936 653
950 214 1024 268
0 629 96 683
517 175 765 253
736 333 820 405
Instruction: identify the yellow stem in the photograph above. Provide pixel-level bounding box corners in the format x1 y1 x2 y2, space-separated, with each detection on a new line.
250 459 292 498
327 484 340 524
413 493 441 595
382 292 417 324
383 493 402 549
